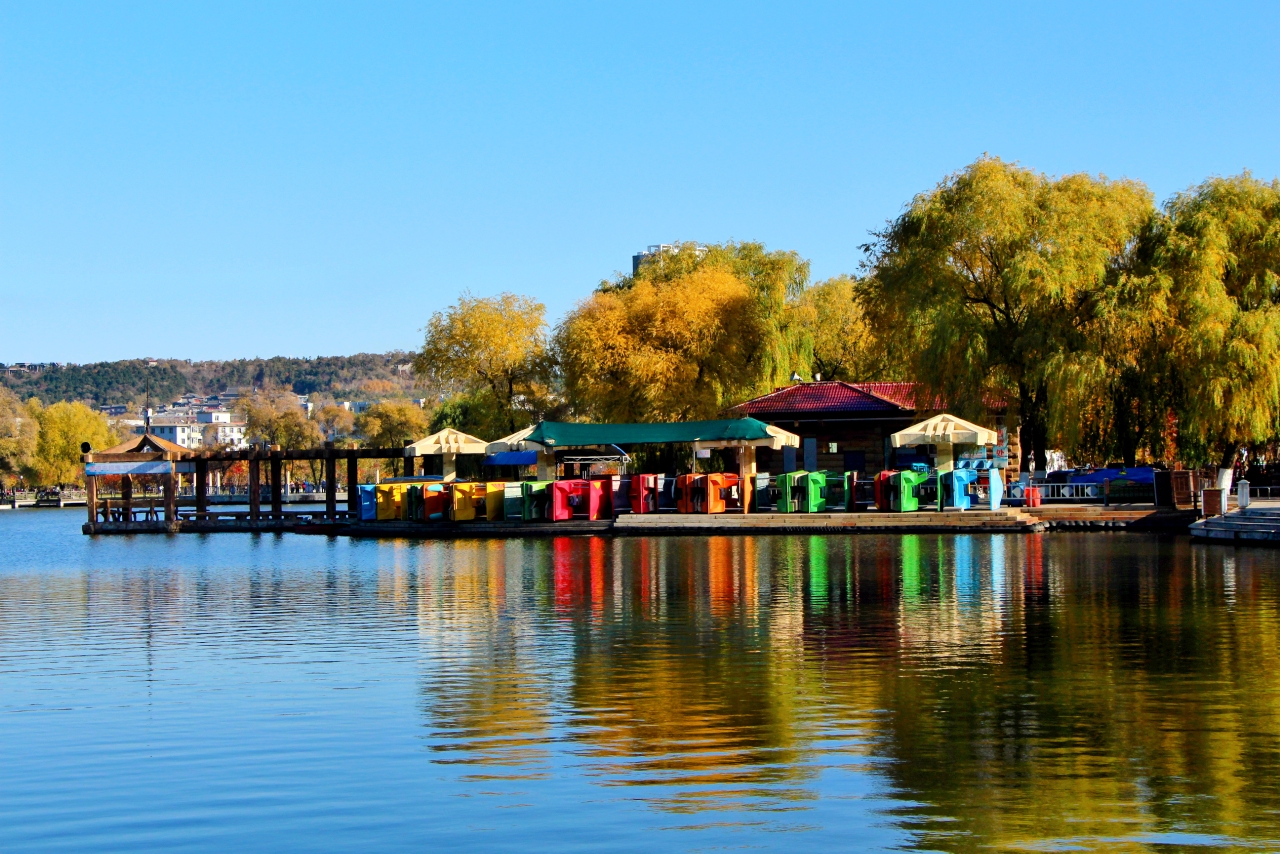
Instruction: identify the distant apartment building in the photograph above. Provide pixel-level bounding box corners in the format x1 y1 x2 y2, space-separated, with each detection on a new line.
139 408 248 450
631 243 707 275
197 409 248 449
147 420 204 449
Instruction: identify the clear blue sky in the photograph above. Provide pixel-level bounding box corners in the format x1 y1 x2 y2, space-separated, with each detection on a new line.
2 2 1277 364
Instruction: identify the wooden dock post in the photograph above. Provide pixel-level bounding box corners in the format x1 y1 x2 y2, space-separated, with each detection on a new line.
195 458 208 518
324 442 337 520
85 469 97 527
270 448 283 520
347 450 359 517
121 474 133 521
163 453 177 525
248 453 261 522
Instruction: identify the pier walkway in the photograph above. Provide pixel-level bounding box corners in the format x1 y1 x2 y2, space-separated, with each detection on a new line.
84 504 1196 538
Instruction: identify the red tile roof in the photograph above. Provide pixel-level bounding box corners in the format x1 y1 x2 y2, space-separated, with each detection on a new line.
734 381 918 415
854 382 926 410
733 381 1003 416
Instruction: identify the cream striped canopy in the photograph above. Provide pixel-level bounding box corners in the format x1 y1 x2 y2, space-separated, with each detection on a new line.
890 414 998 448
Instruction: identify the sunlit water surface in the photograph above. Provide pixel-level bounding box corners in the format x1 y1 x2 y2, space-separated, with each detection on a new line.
2 509 1279 852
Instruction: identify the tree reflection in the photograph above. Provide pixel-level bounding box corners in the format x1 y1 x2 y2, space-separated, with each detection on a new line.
403 534 1280 848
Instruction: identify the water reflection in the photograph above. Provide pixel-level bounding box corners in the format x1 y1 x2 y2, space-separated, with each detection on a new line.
403 534 1280 849
3 525 1280 851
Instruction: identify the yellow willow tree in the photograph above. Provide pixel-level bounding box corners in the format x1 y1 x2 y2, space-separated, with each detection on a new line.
557 266 770 421
31 400 119 486
793 274 894 381
414 292 554 437
863 157 1154 472
0 386 39 485
603 241 812 394
1157 173 1280 485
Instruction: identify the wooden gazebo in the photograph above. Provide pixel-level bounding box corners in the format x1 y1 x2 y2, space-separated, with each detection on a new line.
83 433 191 532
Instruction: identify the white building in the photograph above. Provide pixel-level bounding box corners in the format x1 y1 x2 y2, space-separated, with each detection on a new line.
197 409 249 449
147 419 204 449
139 409 248 450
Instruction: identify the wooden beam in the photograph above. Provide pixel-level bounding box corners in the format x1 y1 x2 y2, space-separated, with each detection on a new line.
86 475 97 527
84 452 167 463
195 459 208 516
324 443 336 519
347 451 360 516
121 474 133 519
248 456 261 522
270 455 283 519
163 464 177 524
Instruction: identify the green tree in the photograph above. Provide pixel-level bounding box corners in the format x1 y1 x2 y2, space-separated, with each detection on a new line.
355 399 431 449
428 391 502 437
0 387 39 485
414 292 554 436
31 400 119 486
863 157 1154 471
1156 173 1280 482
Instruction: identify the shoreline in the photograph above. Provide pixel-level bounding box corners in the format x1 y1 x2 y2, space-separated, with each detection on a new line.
82 505 1198 538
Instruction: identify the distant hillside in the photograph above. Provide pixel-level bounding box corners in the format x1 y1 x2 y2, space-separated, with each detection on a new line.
1 352 422 408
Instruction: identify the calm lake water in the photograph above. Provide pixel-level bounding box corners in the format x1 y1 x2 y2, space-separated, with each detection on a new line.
2 510 1279 852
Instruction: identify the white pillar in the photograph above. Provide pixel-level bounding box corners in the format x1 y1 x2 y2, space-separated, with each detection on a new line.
537 451 555 481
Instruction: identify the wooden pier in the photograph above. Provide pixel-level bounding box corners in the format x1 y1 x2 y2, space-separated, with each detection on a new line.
82 435 414 535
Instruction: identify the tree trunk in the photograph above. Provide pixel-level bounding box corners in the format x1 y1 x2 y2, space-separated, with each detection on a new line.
1113 387 1138 467
1216 443 1238 491
1018 382 1050 474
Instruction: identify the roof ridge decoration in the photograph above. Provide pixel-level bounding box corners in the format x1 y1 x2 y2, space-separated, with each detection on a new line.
405 427 491 456
99 432 188 455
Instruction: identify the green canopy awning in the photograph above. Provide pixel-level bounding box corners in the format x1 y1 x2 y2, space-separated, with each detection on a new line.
524 418 787 448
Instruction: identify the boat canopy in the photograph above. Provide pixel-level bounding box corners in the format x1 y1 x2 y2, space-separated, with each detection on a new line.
503 418 797 451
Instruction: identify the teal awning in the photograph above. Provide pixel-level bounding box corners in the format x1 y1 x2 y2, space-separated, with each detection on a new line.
524 419 779 447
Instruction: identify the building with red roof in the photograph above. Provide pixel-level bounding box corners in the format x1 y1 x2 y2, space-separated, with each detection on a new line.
732 380 1012 475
